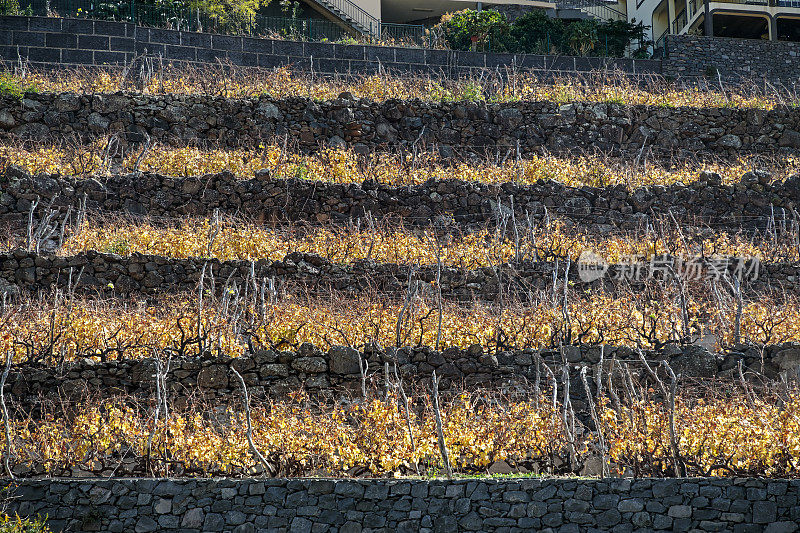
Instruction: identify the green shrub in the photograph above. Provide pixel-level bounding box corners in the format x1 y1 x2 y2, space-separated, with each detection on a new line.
434 9 511 52
595 18 650 57
0 0 20 16
565 19 598 56
509 9 564 54
434 8 652 58
0 73 37 100
0 515 51 533
105 238 131 256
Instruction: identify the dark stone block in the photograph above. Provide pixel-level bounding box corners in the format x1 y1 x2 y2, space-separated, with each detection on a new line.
573 57 594 71
420 62 445 74
94 50 126 65
110 37 135 52
633 59 662 74
258 53 287 69
422 63 454 77
0 16 29 31
243 36 272 55
0 45 23 60
303 41 335 59
0 32 10 46
181 31 212 48
165 45 196 62
311 57 342 74
227 50 246 65
484 52 515 68
26 46 60 63
93 20 126 37
393 46 425 64
61 48 94 65
364 45 394 63
78 34 109 50
381 63 409 75
454 51 485 68
148 28 180 45
239 52 257 67
135 41 163 56
348 60 378 75
334 44 364 60
426 49 451 66
28 17 61 32
61 18 94 35
196 47 228 63
543 55 575 71
608 58 636 73
753 501 777 524
592 57 619 70
211 34 242 52
12 31 44 47
513 54 545 70
272 39 303 57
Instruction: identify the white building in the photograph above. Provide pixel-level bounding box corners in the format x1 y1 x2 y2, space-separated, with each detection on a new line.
629 0 800 50
304 0 800 50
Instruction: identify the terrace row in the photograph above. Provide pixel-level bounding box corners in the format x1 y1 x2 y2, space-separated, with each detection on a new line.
5 167 799 229
9 340 800 405
0 250 789 299
3 92 800 155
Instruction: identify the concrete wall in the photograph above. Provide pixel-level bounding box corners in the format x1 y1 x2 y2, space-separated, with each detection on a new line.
9 477 800 533
1 17 799 86
0 16 660 75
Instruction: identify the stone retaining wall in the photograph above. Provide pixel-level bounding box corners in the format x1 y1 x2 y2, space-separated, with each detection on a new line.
0 15 660 77
0 250 791 300
664 34 800 87
9 477 800 532
4 167 800 230
8 341 800 405
3 92 800 156
3 17 800 88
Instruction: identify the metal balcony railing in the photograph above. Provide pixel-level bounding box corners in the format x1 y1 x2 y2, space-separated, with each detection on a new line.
688 0 699 19
580 3 628 20
16 0 425 43
672 8 687 33
652 28 668 57
710 0 769 4
307 0 380 36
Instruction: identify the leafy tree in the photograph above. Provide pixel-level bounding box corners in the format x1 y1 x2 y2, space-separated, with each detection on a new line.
434 9 511 52
0 0 20 16
509 9 564 54
279 0 299 19
596 18 651 57
565 18 598 56
190 0 269 33
435 8 652 58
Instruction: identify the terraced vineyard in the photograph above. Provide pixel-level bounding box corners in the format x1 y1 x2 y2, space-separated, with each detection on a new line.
2 64 800 493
